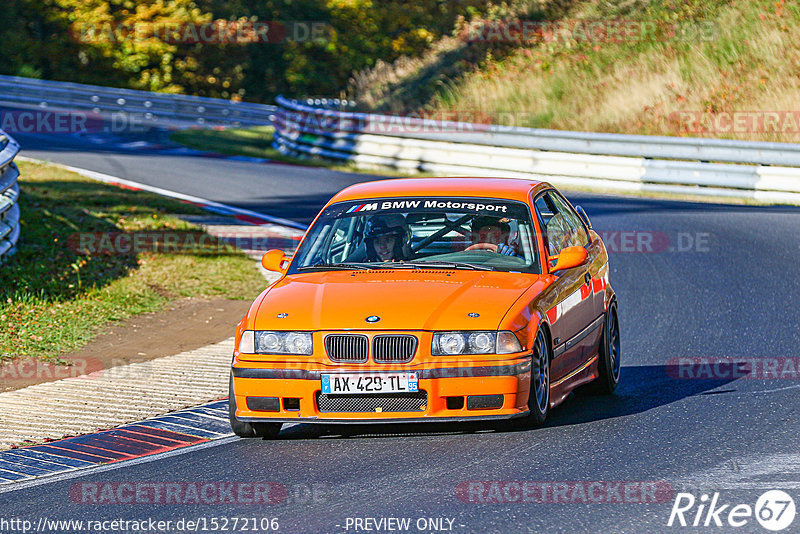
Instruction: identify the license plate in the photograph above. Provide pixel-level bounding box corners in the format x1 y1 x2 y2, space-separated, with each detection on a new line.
321 372 418 394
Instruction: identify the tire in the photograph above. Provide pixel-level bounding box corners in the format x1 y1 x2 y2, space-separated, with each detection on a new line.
584 301 621 395
524 327 551 426
228 374 282 439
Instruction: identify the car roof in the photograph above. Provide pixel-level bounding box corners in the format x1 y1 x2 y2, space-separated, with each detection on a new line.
329 177 549 204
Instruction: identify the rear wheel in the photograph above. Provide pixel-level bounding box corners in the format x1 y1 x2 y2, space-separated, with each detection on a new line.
525 328 550 426
228 374 282 439
584 301 621 394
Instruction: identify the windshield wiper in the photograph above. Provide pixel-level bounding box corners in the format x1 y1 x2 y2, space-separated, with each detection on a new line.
298 262 374 271
401 261 495 271
298 261 494 272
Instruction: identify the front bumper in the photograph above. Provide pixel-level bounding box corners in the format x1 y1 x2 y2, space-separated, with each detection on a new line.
231 356 532 423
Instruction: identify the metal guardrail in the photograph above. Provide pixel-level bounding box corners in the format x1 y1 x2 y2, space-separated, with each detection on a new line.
0 75 276 127
296 97 357 110
273 96 800 203
0 130 21 263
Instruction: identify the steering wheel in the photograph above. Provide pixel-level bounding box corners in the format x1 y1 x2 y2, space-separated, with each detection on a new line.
464 243 498 253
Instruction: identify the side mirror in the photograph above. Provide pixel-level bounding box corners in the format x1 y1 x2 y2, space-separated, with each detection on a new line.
549 246 588 272
575 205 592 229
262 249 288 273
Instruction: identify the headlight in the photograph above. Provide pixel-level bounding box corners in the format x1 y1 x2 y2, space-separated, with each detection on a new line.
284 332 313 354
258 332 281 352
432 331 523 355
433 331 496 355
436 332 466 355
239 330 313 355
468 332 495 353
433 331 497 355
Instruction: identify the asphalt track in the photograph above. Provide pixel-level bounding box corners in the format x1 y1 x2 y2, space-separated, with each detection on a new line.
3 115 800 533
9 124 382 226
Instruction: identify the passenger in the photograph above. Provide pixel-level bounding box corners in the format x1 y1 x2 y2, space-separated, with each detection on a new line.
364 214 411 262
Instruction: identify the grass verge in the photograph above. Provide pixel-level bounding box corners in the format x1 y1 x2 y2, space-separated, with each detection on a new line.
169 125 423 177
0 160 266 362
171 125 288 162
353 0 800 143
170 125 339 167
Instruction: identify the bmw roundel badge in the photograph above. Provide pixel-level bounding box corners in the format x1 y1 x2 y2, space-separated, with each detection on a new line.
366 315 380 323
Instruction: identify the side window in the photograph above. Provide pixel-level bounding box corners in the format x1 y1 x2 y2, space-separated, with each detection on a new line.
327 218 360 263
548 192 589 249
534 191 588 257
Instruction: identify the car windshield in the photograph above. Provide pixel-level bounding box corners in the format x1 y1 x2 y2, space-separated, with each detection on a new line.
288 197 540 274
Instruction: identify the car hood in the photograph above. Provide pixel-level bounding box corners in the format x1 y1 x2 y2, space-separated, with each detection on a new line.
251 269 540 331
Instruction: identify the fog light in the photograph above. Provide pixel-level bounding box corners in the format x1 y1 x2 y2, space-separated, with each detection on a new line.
446 396 465 410
246 397 280 412
283 398 300 411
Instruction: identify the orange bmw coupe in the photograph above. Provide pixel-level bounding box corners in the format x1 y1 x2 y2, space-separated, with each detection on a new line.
229 177 619 437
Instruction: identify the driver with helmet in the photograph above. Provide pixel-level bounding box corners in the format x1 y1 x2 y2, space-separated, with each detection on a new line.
468 215 520 256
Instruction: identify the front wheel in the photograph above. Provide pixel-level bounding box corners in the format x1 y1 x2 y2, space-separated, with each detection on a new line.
524 328 551 426
228 374 282 439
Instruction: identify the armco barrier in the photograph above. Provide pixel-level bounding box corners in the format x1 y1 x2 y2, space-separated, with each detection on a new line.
0 75 276 127
0 130 21 262
273 96 800 204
